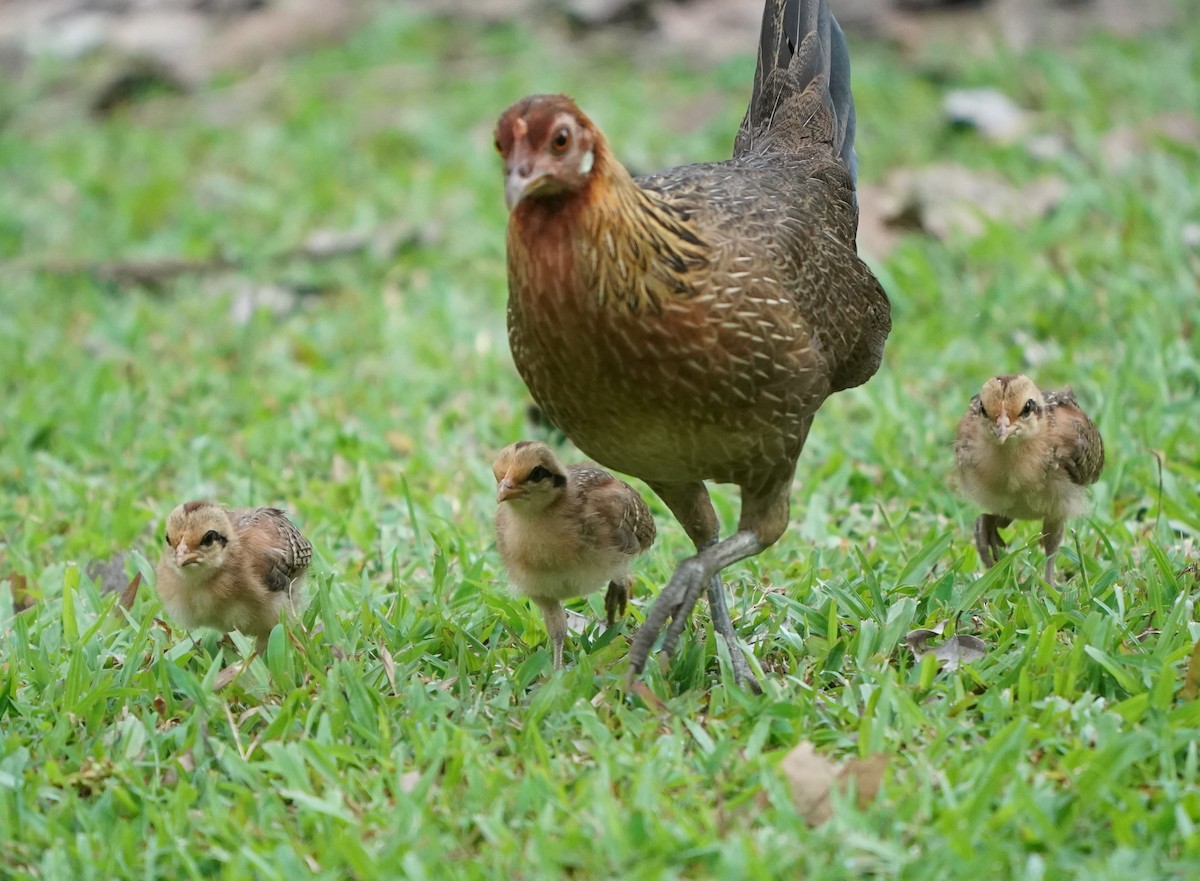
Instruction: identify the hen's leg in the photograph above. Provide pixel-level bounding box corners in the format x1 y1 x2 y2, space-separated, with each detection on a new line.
638 476 792 693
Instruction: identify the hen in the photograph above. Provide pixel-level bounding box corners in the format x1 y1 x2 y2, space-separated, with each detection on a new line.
495 0 890 690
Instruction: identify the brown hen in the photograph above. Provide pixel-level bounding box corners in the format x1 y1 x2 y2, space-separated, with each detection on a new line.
954 374 1104 586
495 0 890 690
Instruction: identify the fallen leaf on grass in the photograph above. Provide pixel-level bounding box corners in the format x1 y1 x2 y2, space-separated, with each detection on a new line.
1181 639 1200 702
564 608 591 635
213 661 251 692
858 163 1065 257
330 453 353 484
781 741 888 826
118 572 141 611
1100 112 1200 172
87 554 130 594
943 88 1030 143
385 430 414 457
399 770 421 795
6 573 33 613
906 622 988 671
379 643 398 695
629 680 670 714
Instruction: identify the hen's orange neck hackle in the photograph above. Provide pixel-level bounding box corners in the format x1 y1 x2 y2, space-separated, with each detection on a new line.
499 95 708 317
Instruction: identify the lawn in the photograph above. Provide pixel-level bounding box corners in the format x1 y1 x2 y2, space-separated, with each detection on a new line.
1 4 1198 879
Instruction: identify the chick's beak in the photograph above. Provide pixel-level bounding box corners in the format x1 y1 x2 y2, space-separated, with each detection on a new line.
496 478 523 503
994 413 1012 443
175 543 199 567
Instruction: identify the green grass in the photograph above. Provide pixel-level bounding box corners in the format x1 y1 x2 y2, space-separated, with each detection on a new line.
2 5 1199 878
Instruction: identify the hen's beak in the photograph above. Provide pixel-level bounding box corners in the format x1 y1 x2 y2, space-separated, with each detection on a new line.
505 168 548 211
994 413 1012 443
175 543 200 567
497 478 523 503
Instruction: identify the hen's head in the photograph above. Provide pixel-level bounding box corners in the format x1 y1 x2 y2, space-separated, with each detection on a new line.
492 441 569 512
976 374 1045 445
163 500 235 576
495 95 600 211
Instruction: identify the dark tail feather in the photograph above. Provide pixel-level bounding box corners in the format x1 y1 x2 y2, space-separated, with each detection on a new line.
734 0 858 184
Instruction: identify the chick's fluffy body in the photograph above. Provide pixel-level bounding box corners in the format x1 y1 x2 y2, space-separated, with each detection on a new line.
493 441 655 667
156 500 312 649
954 375 1103 522
954 374 1104 582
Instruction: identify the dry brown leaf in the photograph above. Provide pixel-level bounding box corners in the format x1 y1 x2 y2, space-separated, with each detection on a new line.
781 741 839 825
906 625 988 671
875 163 1066 243
87 554 131 594
118 572 142 611
781 741 888 826
564 608 591 636
630 680 669 714
379 644 398 696
1182 639 1200 702
330 454 353 484
385 430 414 457
1100 112 1200 172
213 661 250 692
7 573 33 613
841 754 889 808
944 88 1030 143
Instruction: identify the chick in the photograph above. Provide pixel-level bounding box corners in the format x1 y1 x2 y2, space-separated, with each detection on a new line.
155 500 313 653
954 374 1104 585
493 441 656 669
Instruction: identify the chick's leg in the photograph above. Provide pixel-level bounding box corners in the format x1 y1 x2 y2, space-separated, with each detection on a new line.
604 577 629 627
1041 519 1065 587
974 514 1013 567
536 598 568 669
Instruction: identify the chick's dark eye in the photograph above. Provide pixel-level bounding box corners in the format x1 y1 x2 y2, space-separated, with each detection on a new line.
201 530 222 547
527 465 553 483
551 127 570 152
163 533 171 545
978 404 989 419
1021 399 1036 417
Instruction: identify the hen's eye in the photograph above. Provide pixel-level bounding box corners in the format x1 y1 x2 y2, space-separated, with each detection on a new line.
551 127 570 153
201 530 222 547
527 465 553 483
1021 399 1036 417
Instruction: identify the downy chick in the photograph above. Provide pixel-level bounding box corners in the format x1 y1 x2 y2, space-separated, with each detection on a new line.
156 500 313 653
954 374 1104 585
493 441 655 669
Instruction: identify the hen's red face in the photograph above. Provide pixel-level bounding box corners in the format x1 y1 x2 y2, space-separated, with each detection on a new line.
495 95 598 210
